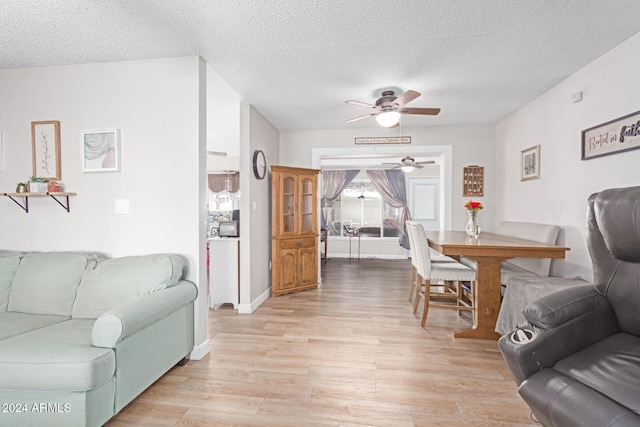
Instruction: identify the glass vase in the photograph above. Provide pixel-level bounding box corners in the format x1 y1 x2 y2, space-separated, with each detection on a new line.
465 210 481 238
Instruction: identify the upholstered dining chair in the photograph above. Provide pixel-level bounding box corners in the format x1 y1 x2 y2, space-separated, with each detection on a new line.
405 221 457 304
408 221 477 327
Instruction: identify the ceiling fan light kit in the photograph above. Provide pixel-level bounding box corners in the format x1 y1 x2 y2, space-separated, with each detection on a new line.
400 165 415 173
375 111 401 127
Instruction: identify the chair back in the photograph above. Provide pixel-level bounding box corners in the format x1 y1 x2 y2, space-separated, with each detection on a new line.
405 221 418 269
589 186 640 335
498 221 560 276
411 222 433 279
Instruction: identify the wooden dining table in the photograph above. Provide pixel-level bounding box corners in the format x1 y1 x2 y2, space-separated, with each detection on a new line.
425 230 570 340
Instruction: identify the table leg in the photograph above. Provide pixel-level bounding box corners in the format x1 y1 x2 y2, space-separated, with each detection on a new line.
349 234 352 259
453 256 503 340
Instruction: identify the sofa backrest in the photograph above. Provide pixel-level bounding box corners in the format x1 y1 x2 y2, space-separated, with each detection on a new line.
7 252 99 316
71 253 185 319
590 186 640 336
0 251 23 312
498 221 561 276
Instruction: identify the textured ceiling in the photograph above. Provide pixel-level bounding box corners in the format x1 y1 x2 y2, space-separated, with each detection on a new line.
2 1 640 130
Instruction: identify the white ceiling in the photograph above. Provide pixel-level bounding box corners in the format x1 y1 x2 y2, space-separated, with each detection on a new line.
3 1 640 131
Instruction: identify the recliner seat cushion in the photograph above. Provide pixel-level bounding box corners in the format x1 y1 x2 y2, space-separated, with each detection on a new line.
0 319 115 391
72 254 185 319
554 332 640 414
520 369 640 427
7 252 98 316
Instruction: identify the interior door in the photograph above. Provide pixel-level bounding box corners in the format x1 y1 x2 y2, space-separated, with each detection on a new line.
408 178 441 231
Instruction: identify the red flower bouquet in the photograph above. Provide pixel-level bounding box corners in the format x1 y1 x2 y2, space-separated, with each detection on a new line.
463 200 484 211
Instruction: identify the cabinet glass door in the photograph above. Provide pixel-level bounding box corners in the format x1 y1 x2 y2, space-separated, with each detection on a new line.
300 177 314 232
282 176 295 233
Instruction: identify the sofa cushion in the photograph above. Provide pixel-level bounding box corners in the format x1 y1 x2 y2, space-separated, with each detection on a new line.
0 252 22 312
0 312 69 341
0 319 115 391
499 261 539 285
7 252 99 316
72 254 185 319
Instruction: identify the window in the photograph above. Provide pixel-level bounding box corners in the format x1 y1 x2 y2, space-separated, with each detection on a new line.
326 176 401 238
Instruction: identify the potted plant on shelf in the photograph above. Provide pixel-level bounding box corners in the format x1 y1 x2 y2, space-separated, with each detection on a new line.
28 176 47 193
16 182 27 193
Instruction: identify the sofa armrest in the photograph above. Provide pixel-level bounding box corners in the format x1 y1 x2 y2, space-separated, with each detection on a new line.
499 284 619 385
92 280 197 348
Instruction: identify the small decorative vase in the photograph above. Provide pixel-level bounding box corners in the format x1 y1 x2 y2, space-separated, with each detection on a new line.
465 210 481 238
16 184 27 193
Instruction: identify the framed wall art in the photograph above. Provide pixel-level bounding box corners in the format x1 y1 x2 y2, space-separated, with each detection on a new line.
581 110 640 160
520 145 540 181
81 129 120 172
31 120 61 180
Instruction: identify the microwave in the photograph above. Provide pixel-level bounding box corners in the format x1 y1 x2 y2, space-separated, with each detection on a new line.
218 221 239 237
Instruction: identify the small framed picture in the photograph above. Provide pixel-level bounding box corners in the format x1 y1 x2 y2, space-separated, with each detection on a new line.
31 120 61 180
520 145 540 181
81 129 120 172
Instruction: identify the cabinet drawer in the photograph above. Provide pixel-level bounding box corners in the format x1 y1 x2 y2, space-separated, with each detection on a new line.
279 237 315 250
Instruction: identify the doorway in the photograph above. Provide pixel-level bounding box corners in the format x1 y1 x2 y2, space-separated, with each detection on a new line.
408 177 442 231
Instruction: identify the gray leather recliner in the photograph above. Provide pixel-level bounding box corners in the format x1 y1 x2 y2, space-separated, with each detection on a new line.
499 186 640 427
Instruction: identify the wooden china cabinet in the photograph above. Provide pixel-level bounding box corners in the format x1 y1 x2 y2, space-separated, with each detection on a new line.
271 165 320 297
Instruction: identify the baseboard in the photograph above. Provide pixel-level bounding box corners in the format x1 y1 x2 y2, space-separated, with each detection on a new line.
189 339 210 360
326 253 409 260
237 287 271 314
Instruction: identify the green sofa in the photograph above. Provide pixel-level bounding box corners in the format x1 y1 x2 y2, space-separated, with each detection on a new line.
0 251 197 427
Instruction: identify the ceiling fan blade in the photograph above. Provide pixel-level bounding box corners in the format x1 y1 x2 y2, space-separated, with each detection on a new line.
400 107 441 115
392 90 420 108
345 113 377 123
415 160 436 165
381 162 401 166
414 164 424 169
346 100 378 109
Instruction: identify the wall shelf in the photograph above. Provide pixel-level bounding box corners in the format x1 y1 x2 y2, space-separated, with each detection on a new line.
3 192 77 213
463 166 484 197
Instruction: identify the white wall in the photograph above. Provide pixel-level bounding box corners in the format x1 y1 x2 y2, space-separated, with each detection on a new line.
237 105 279 312
280 125 496 257
0 56 209 358
206 63 241 172
496 32 640 282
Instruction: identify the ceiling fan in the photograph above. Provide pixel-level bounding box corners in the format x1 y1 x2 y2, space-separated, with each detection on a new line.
345 89 440 127
382 156 435 173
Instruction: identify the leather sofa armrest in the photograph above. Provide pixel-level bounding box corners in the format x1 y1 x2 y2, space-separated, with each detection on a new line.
92 280 197 348
499 284 619 385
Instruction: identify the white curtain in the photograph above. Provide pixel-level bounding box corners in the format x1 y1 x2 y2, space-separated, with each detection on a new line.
321 170 359 229
367 169 412 248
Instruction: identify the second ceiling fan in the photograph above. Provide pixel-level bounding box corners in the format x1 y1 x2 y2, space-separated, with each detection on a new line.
383 156 435 172
345 89 440 127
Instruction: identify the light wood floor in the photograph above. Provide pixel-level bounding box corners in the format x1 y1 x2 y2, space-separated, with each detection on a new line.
107 258 535 426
